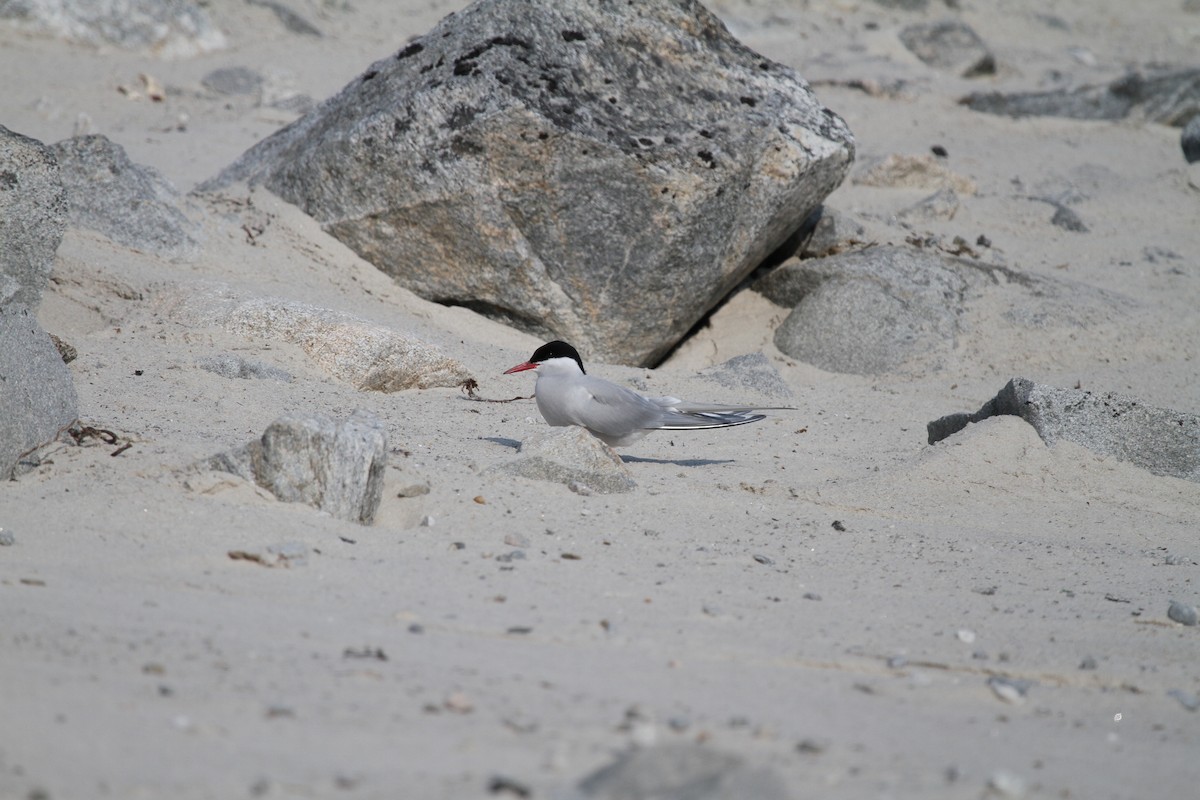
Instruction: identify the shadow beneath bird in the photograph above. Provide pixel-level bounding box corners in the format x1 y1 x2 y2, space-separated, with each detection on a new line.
620 455 734 467
482 436 522 450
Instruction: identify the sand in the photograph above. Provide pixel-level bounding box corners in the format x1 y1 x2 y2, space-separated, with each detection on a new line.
2 0 1199 797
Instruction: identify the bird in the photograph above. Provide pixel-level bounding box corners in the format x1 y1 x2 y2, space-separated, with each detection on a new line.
503 340 786 447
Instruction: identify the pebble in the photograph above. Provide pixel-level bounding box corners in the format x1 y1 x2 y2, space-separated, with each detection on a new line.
1079 655 1098 670
396 482 430 498
1167 600 1198 626
988 676 1032 704
421 515 435 527
0 528 14 546
886 655 908 669
752 554 775 565
503 532 530 548
1182 115 1200 164
956 628 976 643
987 769 1027 798
1167 688 1200 711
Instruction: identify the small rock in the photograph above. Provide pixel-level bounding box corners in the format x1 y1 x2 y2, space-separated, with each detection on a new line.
0 529 14 546
752 554 775 565
987 676 1033 704
503 533 530 548
1183 115 1200 164
202 410 387 524
1079 655 1098 670
576 743 790 800
1167 600 1198 626
957 629 977 644
202 66 264 97
444 691 474 714
493 427 636 493
987 769 1027 799
198 353 292 382
1167 688 1200 711
396 482 431 498
899 20 996 78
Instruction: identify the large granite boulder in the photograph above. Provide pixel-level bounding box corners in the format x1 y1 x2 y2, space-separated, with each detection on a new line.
0 126 77 479
203 0 854 366
50 134 201 260
0 125 66 309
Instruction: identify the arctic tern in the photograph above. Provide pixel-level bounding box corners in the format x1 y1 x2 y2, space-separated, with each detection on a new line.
504 341 784 447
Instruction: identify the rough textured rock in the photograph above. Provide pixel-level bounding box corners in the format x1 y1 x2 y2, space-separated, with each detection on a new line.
795 206 867 259
963 67 1200 125
763 246 969 375
0 0 226 57
0 303 79 479
853 153 976 194
0 125 67 309
575 744 791 800
698 352 794 401
198 353 293 383
50 134 200 260
760 245 1124 376
155 284 472 390
493 427 636 493
202 0 854 366
899 20 995 78
1182 114 1200 163
202 410 388 523
927 378 1200 482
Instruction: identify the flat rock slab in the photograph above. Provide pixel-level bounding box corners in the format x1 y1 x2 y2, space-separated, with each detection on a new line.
202 410 388 523
50 135 201 261
204 0 854 366
155 283 472 390
0 125 66 310
494 426 635 494
928 378 1200 482
963 67 1200 126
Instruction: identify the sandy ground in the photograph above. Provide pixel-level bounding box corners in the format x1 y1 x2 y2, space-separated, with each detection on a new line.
3 0 1200 798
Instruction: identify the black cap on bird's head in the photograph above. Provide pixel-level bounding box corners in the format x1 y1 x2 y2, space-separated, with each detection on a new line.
504 340 586 375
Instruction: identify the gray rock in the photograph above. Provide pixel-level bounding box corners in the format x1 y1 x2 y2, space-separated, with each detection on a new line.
0 303 79 479
202 0 854 367
963 67 1200 126
198 353 293 382
796 206 867 259
762 245 1124 375
493 427 636 494
246 0 321 37
899 20 995 78
155 283 472 390
0 125 67 310
898 186 960 222
0 528 13 546
1167 688 1200 711
50 135 200 260
1168 600 1199 626
928 378 1200 482
765 246 969 375
0 0 226 57
1182 115 1200 163
202 66 265 97
203 410 387 524
699 352 794 401
575 744 791 800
